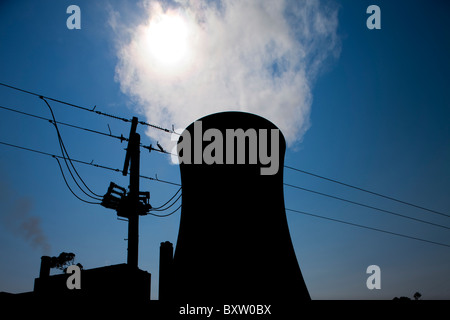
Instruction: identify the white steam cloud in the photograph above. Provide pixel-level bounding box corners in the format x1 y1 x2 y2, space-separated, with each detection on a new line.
111 0 340 149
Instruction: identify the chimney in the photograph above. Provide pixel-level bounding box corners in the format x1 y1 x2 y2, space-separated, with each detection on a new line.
39 255 52 278
159 241 174 301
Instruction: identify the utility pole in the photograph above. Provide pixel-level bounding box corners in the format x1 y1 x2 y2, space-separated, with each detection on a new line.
123 117 140 268
101 116 151 268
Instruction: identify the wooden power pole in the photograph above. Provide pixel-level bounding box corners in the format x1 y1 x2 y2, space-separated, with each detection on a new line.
123 117 140 268
101 116 151 268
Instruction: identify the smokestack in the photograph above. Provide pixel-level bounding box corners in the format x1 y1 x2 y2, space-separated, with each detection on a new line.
39 255 51 278
159 241 174 301
171 111 310 303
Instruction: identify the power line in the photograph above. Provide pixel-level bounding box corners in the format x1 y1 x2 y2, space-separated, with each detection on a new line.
286 207 450 249
148 204 182 217
0 140 181 187
141 143 178 157
53 157 101 205
0 102 176 157
151 187 182 210
0 103 127 142
138 119 177 134
284 183 450 231
139 173 181 187
0 81 177 134
41 97 103 200
151 193 182 212
0 82 94 112
284 165 450 219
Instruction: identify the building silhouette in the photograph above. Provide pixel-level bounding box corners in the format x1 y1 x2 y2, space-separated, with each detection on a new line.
34 256 150 301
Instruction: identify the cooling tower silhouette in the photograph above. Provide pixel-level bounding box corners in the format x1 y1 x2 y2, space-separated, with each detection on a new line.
171 111 310 303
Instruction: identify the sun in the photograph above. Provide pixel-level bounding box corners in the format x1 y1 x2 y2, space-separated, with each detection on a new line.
146 13 190 68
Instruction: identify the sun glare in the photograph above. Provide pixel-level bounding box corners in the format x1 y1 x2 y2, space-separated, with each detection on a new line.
146 13 190 68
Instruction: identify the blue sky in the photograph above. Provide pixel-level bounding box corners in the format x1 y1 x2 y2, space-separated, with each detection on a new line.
0 0 449 300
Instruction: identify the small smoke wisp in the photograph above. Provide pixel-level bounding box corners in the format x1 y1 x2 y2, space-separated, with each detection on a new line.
0 182 51 255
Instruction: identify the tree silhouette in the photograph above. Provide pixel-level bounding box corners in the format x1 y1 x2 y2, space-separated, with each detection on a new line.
393 291 422 300
49 252 82 273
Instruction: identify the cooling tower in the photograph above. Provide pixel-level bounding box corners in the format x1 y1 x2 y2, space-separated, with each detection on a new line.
171 111 310 304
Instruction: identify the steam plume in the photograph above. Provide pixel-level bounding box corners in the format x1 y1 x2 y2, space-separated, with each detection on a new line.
111 0 340 149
